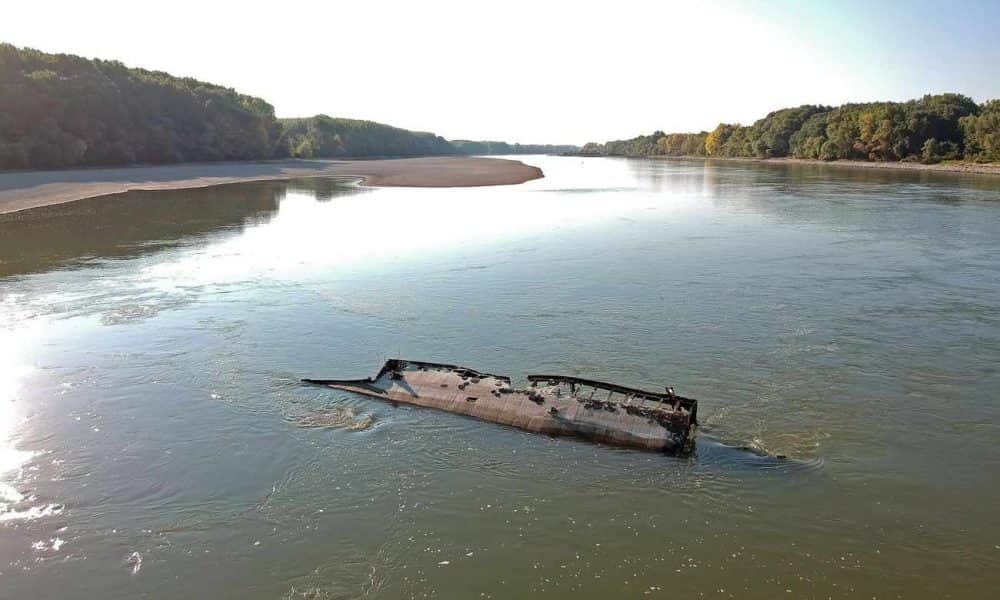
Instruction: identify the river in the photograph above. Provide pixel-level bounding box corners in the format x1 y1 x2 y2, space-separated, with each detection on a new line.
1 156 998 598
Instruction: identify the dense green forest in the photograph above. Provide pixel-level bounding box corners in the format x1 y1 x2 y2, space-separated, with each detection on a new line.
278 118 576 159
0 44 281 169
450 140 578 155
583 94 1000 164
279 116 454 158
0 44 576 170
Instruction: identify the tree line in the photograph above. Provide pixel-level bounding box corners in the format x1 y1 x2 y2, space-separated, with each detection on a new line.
278 115 454 159
449 140 578 155
278 119 577 159
582 94 1000 164
0 44 576 170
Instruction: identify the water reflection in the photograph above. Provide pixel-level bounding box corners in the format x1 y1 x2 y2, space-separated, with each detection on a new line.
626 156 1000 204
0 179 359 278
126 173 699 292
285 177 365 202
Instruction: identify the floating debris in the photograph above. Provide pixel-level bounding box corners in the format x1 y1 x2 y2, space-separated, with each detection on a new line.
126 551 142 575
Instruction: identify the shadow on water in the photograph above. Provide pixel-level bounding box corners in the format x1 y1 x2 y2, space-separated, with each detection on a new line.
692 433 826 477
0 177 362 278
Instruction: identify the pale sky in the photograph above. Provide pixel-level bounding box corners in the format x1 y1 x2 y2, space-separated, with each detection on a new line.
3 0 998 145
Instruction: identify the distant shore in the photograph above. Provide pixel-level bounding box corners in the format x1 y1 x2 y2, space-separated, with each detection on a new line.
0 156 543 216
581 154 1000 176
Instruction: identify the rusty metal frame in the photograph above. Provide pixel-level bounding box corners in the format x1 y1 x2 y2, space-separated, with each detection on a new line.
527 374 697 422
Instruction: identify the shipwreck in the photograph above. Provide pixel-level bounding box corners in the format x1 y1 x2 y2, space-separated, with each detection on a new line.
304 359 698 454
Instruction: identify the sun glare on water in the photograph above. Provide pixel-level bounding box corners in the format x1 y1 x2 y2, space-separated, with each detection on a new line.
0 310 42 519
140 180 698 288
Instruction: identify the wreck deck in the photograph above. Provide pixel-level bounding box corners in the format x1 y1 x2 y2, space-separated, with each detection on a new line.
305 359 697 453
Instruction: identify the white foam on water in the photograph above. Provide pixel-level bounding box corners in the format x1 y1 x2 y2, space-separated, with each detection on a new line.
30 537 66 553
0 480 24 503
0 502 64 523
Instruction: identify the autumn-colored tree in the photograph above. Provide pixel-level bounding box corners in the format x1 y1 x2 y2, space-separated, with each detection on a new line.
585 93 992 164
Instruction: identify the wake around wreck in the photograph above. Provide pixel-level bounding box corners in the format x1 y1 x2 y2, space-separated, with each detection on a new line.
304 359 698 454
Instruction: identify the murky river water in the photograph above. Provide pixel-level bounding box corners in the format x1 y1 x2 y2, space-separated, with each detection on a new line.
1 156 998 598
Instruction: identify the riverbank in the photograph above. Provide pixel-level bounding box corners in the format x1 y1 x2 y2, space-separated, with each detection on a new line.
0 156 543 215
640 155 1000 176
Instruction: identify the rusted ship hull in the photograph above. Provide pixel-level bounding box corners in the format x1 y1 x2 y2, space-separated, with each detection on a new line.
304 359 698 454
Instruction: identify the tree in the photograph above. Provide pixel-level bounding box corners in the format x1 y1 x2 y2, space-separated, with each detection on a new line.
705 124 737 156
960 99 1000 162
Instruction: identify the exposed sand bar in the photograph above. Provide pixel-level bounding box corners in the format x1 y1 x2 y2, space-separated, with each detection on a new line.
0 156 543 215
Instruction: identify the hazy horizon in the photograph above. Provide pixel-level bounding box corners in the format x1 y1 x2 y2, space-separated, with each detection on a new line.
3 0 999 145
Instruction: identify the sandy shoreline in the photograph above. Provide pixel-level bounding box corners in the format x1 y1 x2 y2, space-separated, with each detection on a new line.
0 156 543 216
